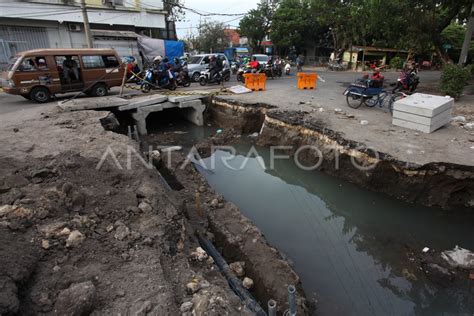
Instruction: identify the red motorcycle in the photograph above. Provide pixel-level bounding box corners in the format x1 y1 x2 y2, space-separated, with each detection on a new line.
393 69 419 93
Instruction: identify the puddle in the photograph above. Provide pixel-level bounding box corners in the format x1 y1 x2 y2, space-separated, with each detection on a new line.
198 143 474 315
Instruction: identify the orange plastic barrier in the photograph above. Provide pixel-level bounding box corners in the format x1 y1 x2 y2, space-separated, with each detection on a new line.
297 73 317 89
243 73 266 91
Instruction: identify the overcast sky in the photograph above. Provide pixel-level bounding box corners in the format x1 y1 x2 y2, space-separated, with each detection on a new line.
175 0 258 38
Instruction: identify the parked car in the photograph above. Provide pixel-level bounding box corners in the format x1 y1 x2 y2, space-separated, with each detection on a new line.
252 54 270 66
1 48 124 103
187 53 230 82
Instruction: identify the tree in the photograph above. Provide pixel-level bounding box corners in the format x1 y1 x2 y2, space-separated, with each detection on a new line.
441 22 474 61
401 0 473 61
270 0 318 54
164 0 186 22
309 0 472 61
239 2 274 52
196 21 228 53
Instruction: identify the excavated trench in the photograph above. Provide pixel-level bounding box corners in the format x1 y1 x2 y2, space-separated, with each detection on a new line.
109 96 474 315
202 98 474 315
210 97 474 211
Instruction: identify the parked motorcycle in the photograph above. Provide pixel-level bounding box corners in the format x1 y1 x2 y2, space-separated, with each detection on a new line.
393 69 419 93
141 67 177 92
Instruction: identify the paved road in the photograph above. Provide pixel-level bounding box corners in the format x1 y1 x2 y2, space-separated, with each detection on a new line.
0 69 441 116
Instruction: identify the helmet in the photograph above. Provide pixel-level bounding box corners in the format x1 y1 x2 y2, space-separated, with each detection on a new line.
153 55 162 62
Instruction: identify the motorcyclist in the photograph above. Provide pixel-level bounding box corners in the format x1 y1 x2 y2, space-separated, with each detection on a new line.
266 56 274 78
126 57 140 81
151 55 163 84
173 57 182 72
249 56 259 72
209 55 220 81
173 57 183 81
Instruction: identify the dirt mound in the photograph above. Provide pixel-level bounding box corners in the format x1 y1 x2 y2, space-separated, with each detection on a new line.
0 109 250 315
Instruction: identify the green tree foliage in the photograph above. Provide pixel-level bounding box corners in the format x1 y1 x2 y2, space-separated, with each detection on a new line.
240 0 472 59
389 56 404 70
441 23 474 61
402 0 472 60
440 64 470 98
270 0 318 52
441 23 467 49
239 2 274 52
196 21 228 53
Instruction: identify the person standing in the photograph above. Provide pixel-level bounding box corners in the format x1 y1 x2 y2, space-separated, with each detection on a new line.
296 54 304 72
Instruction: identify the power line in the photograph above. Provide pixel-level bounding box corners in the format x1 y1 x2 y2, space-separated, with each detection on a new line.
130 0 247 17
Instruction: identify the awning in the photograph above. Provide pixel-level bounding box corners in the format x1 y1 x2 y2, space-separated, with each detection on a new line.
235 47 249 54
91 30 139 39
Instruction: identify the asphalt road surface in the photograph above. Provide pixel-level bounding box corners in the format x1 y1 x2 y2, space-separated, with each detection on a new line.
0 69 441 116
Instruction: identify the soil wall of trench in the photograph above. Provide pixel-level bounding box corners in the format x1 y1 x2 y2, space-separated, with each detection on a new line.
210 98 474 212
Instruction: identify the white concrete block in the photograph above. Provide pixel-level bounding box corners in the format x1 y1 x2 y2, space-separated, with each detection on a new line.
392 117 450 133
393 93 453 117
167 95 205 103
58 97 129 111
393 108 452 126
178 100 203 109
119 94 168 111
139 102 175 114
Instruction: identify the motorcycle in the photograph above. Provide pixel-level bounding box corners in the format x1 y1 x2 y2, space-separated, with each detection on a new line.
231 61 239 74
237 64 254 83
393 69 419 93
273 61 283 77
222 68 231 82
284 61 291 75
199 68 223 86
175 63 191 87
141 67 177 92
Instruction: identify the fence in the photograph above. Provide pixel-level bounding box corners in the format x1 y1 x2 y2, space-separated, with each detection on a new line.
0 26 50 71
303 56 330 67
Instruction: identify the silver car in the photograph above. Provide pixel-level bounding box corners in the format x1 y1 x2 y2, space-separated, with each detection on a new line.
252 54 270 66
187 53 230 82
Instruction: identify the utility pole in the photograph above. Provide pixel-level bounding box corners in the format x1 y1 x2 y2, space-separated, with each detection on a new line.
80 0 93 48
458 3 474 66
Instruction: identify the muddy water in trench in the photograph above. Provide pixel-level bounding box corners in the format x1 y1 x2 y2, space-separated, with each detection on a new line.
144 116 474 315
197 143 474 316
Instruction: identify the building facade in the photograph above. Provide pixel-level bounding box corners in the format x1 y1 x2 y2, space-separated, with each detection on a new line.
0 0 171 69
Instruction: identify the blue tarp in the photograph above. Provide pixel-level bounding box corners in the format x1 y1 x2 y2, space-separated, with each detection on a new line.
138 36 184 63
164 40 184 60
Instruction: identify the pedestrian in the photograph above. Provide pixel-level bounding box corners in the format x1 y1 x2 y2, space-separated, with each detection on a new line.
296 54 304 72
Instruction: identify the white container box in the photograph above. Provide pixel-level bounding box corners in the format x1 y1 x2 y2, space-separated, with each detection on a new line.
392 93 453 133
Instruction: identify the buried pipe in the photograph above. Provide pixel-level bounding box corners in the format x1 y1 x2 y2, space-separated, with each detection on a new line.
198 235 267 316
288 285 297 316
268 299 277 316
